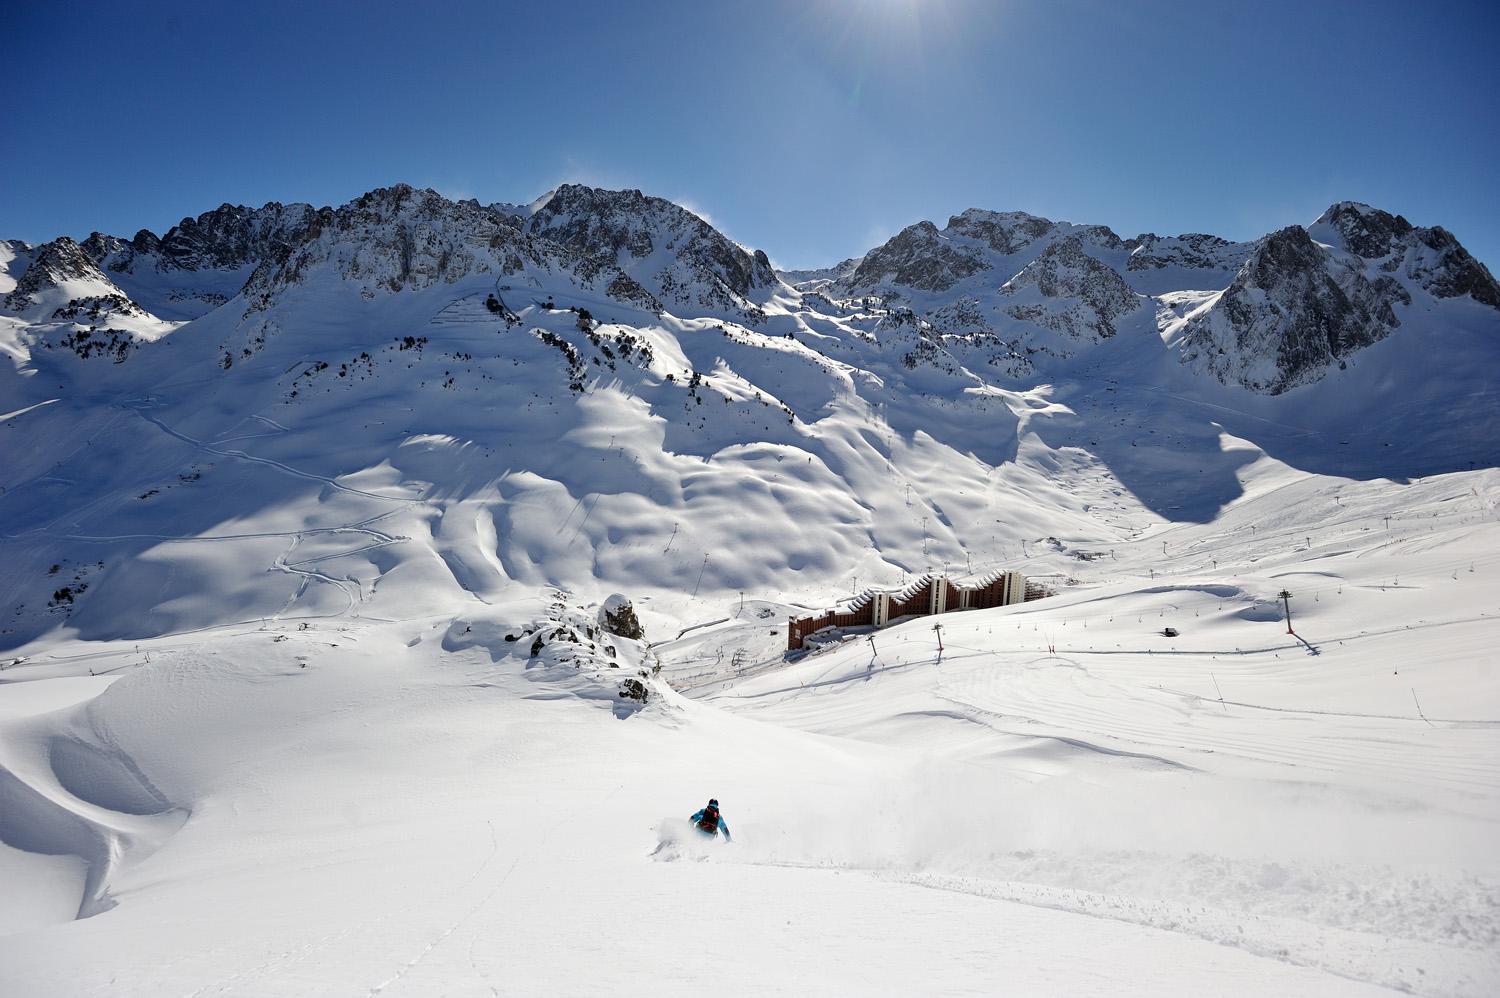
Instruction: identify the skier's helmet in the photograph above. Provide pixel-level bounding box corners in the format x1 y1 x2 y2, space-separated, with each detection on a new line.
708 798 719 808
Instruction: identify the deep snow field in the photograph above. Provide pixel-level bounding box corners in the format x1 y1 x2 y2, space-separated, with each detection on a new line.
1 455 1496 996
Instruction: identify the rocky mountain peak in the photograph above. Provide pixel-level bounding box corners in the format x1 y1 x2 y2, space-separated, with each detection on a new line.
1309 203 1500 309
151 200 318 272
844 219 986 294
1126 232 1249 273
1311 202 1415 260
525 183 776 313
4 236 116 312
944 209 1056 255
1412 225 1500 309
241 185 541 307
1000 235 1142 340
1245 225 1324 284
1177 225 1409 394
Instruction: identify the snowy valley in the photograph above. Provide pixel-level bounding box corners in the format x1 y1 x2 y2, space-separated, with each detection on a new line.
1 183 1498 996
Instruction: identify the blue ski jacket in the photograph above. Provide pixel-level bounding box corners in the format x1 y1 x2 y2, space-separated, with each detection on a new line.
689 808 731 841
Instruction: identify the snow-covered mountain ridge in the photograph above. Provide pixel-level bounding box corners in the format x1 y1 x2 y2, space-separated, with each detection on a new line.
3 182 1498 654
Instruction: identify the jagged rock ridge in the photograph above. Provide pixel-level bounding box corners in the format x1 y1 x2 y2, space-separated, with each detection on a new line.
4 187 1497 396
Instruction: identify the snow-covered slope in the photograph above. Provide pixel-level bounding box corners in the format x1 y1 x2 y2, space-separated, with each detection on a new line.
2 183 1498 996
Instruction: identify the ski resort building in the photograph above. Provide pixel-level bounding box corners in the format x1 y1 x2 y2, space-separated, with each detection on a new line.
788 570 1027 650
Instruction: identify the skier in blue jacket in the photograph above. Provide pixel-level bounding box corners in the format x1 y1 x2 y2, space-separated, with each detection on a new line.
690 798 731 842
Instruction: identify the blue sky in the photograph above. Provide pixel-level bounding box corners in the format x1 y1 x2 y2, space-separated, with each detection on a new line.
4 0 1498 269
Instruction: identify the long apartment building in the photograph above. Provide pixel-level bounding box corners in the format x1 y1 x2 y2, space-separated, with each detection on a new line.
788 570 1026 651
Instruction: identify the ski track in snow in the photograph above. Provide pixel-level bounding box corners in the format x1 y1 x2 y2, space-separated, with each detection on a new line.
128 405 426 505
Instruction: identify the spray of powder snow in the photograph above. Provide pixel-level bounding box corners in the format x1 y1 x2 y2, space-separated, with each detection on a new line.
655 755 1498 957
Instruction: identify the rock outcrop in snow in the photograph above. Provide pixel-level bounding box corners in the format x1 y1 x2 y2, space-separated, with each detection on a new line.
598 594 646 641
1000 236 1144 340
1125 232 1251 275
84 201 318 276
240 184 660 314
1310 201 1500 308
1176 226 1408 394
842 219 991 294
4 237 120 313
525 184 778 318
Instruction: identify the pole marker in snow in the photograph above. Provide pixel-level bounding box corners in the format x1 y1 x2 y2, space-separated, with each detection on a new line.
1412 688 1434 727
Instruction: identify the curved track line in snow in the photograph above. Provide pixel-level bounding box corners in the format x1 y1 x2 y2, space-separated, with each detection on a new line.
365 822 503 997
128 406 426 505
0 398 60 422
272 534 360 618
364 783 626 996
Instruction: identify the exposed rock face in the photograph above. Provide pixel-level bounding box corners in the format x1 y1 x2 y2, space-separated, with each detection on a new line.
1310 202 1500 309
1000 236 1142 340
841 210 1126 300
238 184 671 316
777 256 863 291
526 184 777 315
929 295 992 334
1178 226 1409 394
4 237 115 311
945 209 1060 256
71 203 324 320
82 203 317 275
1312 202 1416 260
242 185 545 307
1126 232 1250 273
844 220 988 293
1410 226 1500 308
155 202 317 271
598 594 645 641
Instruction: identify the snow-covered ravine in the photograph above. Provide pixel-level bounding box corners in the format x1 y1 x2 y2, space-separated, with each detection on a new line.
2 466 1497 996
